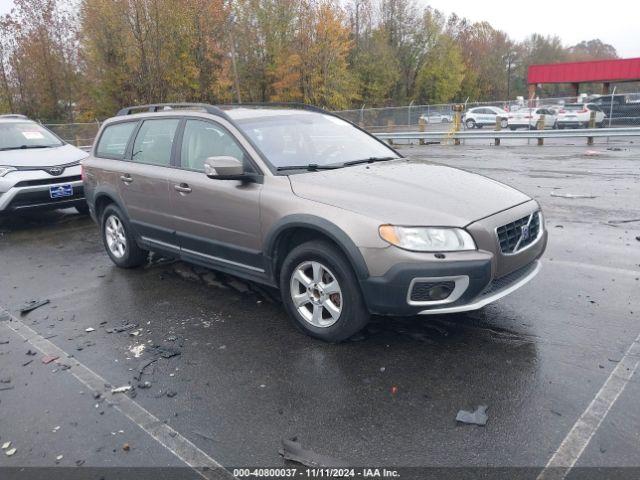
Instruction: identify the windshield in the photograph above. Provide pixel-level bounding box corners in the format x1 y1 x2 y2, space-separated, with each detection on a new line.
0 122 64 150
235 113 399 170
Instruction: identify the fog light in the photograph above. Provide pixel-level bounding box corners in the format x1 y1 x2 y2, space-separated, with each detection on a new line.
428 283 454 300
410 281 456 302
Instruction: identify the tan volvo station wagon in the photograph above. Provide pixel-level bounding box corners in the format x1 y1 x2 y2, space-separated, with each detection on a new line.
82 103 547 342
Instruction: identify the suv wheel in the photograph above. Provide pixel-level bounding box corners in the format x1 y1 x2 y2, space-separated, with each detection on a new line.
465 119 476 129
280 240 369 342
101 204 147 268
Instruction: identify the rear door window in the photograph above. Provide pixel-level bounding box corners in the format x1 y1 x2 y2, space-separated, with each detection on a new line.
131 119 180 167
96 122 137 159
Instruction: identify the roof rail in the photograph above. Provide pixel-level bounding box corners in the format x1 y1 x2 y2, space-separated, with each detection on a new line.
115 103 229 117
218 102 327 113
0 114 29 119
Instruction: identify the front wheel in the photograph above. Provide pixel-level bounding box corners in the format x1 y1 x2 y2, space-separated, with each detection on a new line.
101 204 147 268
465 119 476 129
500 119 508 129
280 240 369 342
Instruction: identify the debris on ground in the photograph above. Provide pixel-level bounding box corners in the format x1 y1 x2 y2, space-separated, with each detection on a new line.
456 405 489 426
129 344 145 358
148 344 181 359
85 327 95 332
19 299 50 314
122 443 130 451
0 339 9 345
111 385 132 394
26 349 37 356
0 386 15 391
607 218 640 225
112 324 137 333
5 447 16 456
0 377 10 383
2 441 11 449
550 192 597 199
279 437 349 467
55 454 63 462
166 390 177 398
41 355 59 365
22 360 33 367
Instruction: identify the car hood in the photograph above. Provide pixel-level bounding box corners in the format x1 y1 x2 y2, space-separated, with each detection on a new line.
0 144 88 168
289 159 531 227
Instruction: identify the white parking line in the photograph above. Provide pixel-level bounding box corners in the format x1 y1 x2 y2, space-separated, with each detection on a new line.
536 332 640 480
0 307 235 480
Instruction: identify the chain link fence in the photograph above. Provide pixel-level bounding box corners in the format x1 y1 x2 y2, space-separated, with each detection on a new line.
39 92 640 145
335 92 640 132
44 121 102 148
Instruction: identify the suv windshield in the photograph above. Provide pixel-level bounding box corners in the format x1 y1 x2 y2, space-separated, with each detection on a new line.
235 113 399 170
0 122 64 150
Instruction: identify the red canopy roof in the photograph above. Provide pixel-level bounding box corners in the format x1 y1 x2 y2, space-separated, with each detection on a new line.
528 58 640 84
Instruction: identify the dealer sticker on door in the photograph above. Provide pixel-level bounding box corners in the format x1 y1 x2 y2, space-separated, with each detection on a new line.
49 184 73 199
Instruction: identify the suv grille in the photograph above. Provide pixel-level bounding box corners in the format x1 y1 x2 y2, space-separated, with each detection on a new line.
497 212 541 254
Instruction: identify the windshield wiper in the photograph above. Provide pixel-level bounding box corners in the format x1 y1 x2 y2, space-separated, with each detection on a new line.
0 145 54 151
276 164 344 172
342 156 398 167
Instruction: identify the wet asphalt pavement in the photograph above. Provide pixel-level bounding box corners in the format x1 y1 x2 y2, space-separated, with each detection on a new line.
0 142 639 479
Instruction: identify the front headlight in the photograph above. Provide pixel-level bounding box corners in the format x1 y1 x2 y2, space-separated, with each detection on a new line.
0 166 16 177
379 225 476 252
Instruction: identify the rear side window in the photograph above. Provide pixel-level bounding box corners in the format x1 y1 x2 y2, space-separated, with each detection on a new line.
132 119 180 167
96 122 137 159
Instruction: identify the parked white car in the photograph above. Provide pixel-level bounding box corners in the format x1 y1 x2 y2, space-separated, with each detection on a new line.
419 112 452 124
557 103 606 129
462 107 508 129
508 108 558 130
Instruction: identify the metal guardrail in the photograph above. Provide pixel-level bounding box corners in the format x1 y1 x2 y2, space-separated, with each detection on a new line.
375 127 640 141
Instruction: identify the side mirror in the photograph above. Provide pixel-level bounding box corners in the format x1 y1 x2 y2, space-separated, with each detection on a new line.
204 156 245 180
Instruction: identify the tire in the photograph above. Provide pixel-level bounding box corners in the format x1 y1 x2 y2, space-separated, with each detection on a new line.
465 119 476 129
75 203 90 215
509 127 517 131
500 118 508 129
101 204 147 268
279 240 369 343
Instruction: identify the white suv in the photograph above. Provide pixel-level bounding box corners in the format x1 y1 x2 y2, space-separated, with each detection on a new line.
0 115 89 215
463 107 509 129
557 103 606 129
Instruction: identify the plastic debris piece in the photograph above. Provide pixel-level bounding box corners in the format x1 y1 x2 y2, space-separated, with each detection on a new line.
56 455 63 461
19 299 50 314
52 426 61 433
166 390 177 398
113 324 137 333
122 443 130 451
85 328 95 332
2 441 11 449
42 355 59 365
111 385 132 394
550 192 597 199
279 437 349 468
5 448 16 456
456 405 488 426
391 386 399 395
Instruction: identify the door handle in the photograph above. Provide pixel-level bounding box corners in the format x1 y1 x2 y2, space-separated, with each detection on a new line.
120 174 133 184
174 183 192 194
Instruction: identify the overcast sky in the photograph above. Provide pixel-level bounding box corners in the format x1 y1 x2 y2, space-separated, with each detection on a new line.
0 0 638 58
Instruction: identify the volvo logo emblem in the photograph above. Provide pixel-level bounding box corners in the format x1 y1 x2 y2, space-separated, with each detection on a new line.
520 225 530 241
47 166 63 176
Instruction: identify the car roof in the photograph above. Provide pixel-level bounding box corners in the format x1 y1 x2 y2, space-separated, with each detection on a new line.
0 117 36 124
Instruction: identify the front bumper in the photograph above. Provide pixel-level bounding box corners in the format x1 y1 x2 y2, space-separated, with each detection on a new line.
0 178 84 212
359 201 547 316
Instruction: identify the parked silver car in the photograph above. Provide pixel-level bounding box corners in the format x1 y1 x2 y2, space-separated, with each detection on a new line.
0 115 89 214
83 103 547 342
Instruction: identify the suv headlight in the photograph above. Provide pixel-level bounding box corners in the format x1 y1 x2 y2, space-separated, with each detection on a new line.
379 225 476 252
0 166 16 177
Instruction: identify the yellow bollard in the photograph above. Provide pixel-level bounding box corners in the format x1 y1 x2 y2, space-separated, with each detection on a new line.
418 118 426 146
587 111 596 145
494 115 502 146
537 114 545 146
